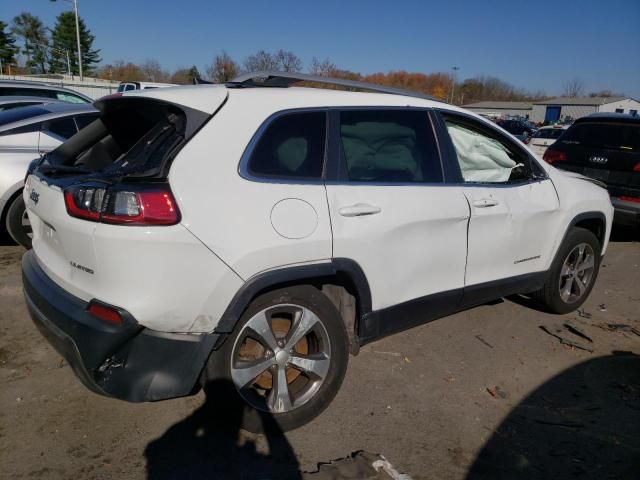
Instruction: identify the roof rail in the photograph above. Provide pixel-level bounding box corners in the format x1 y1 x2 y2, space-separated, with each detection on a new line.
228 71 440 102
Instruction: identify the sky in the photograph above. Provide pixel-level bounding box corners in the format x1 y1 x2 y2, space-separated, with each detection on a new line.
2 0 639 97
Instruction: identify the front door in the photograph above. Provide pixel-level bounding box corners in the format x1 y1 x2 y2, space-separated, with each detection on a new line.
438 112 560 301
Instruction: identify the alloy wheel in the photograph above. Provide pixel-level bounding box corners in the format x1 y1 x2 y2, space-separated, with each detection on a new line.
230 304 331 414
558 243 595 304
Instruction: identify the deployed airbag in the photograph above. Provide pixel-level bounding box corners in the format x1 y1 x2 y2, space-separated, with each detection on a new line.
447 123 516 182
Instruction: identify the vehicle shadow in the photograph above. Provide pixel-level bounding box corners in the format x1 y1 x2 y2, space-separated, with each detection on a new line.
0 230 17 247
144 379 302 479
610 224 639 243
466 351 640 480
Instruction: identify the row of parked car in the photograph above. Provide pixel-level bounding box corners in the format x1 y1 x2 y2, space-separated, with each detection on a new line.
0 81 98 248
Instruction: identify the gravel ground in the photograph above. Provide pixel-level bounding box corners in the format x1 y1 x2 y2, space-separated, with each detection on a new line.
0 228 638 479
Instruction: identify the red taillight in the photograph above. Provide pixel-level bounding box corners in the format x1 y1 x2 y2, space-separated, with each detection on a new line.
618 196 640 204
64 185 179 225
64 187 104 221
633 163 640 172
87 302 122 325
543 148 567 164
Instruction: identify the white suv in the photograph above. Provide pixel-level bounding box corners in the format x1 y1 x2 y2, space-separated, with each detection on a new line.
22 72 613 431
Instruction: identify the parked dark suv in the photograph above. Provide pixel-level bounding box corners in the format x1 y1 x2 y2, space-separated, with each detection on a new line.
543 113 640 226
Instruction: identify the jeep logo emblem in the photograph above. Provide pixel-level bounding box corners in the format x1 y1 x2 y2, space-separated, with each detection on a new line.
29 190 40 205
589 156 608 164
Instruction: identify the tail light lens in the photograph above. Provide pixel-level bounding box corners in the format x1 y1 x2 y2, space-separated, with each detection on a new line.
64 184 179 225
633 163 640 172
543 148 567 164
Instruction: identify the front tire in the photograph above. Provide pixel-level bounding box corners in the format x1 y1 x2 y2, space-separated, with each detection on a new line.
534 227 601 314
6 195 32 249
203 285 349 432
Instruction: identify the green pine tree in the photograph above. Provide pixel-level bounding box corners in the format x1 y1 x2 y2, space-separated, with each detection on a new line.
11 12 49 73
0 21 18 69
49 11 100 75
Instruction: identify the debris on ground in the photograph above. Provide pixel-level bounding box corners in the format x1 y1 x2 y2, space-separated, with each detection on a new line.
475 335 494 349
577 309 592 319
539 324 594 352
563 322 593 343
598 304 608 312
304 451 413 479
594 323 640 337
486 386 508 399
372 351 401 357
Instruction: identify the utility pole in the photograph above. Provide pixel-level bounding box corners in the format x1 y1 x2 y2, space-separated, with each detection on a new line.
450 66 460 104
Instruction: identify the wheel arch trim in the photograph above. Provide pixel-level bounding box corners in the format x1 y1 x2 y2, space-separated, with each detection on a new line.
214 258 372 334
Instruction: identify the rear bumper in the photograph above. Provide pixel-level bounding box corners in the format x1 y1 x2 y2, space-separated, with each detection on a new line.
611 197 640 226
22 250 220 402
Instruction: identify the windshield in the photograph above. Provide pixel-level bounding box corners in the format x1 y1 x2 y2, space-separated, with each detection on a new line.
0 105 47 127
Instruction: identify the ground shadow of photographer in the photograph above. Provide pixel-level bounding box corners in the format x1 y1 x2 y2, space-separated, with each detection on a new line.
145 378 302 479
467 351 640 480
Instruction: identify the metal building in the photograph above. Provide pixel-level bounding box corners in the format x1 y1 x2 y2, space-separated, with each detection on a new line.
530 97 640 123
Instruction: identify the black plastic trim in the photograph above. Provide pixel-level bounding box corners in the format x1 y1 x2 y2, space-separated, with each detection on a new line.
22 251 218 402
358 271 547 345
215 258 372 334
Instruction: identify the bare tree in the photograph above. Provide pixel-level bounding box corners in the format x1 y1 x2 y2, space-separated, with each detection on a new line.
243 49 303 73
275 49 302 72
243 50 279 72
562 78 585 98
309 57 337 76
141 58 169 82
206 51 239 83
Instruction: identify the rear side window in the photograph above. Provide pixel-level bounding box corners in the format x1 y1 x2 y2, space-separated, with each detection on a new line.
562 122 640 151
74 113 100 130
43 117 78 140
248 111 326 179
339 110 441 183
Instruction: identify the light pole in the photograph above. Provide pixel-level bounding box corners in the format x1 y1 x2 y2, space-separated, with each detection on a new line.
34 42 71 76
450 66 459 104
50 0 83 80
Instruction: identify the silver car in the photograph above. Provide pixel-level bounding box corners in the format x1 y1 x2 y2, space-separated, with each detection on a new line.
0 102 98 248
0 80 92 104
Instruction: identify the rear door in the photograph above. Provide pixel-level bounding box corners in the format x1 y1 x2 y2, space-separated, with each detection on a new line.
437 111 560 301
325 108 470 314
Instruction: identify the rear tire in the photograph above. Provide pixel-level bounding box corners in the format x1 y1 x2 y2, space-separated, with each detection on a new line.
533 227 601 314
203 285 349 432
6 195 32 249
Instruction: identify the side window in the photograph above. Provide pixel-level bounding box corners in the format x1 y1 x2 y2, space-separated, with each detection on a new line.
42 117 78 140
124 84 136 92
74 113 100 130
444 116 533 183
56 92 88 104
248 111 326 179
339 110 442 183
